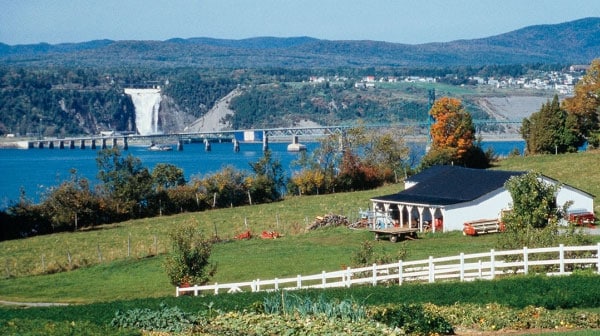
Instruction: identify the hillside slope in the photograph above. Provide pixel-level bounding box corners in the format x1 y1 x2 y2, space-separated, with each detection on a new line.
1 18 598 67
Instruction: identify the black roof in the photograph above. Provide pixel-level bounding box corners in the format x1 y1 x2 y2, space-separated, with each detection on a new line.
371 165 525 206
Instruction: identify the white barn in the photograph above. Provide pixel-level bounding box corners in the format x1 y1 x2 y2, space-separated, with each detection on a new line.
370 165 595 233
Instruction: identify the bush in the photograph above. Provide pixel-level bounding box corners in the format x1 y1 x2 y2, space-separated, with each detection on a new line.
369 303 454 335
0 318 138 336
163 220 217 286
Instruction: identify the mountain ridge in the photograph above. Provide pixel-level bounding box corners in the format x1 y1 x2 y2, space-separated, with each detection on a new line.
0 17 598 67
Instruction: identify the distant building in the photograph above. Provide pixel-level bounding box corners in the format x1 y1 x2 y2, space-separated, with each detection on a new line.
569 64 590 72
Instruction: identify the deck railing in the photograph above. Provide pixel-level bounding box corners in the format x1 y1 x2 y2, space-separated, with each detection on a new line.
176 243 600 297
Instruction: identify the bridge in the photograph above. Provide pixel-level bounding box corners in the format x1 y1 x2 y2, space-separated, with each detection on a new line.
23 120 522 151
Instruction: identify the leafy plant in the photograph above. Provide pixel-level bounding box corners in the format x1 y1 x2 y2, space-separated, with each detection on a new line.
369 303 454 335
261 292 367 322
163 220 217 286
110 303 200 333
351 239 408 267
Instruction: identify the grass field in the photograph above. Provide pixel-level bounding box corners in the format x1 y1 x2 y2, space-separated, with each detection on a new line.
0 150 598 305
1 151 600 335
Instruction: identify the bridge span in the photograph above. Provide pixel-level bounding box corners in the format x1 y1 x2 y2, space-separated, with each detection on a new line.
22 120 521 151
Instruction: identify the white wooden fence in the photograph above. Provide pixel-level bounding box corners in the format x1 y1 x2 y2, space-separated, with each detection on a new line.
176 243 600 297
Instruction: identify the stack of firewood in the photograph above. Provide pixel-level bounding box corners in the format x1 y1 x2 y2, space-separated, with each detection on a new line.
307 214 349 230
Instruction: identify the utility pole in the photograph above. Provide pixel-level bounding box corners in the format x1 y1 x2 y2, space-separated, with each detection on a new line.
426 89 435 151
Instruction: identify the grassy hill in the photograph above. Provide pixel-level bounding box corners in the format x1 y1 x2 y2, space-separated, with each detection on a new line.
0 150 599 305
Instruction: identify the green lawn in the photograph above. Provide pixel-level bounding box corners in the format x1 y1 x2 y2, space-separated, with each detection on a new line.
0 150 598 305
1 151 600 336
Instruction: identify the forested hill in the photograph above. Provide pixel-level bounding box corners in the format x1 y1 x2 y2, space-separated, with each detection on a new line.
1 18 599 68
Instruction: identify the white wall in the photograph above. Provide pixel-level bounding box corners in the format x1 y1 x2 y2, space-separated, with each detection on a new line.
443 188 512 231
556 184 594 213
442 182 594 232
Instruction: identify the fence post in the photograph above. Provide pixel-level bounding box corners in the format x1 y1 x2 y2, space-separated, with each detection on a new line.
256 279 260 292
398 260 403 285
490 249 495 279
460 253 465 282
428 256 434 283
321 271 326 287
214 283 218 295
523 247 528 275
559 244 565 274
372 263 377 286
194 285 199 296
275 278 279 291
297 274 302 289
597 243 600 275
176 286 180 297
478 260 482 278
346 266 351 288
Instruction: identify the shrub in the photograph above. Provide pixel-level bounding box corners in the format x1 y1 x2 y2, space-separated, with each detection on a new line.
368 303 454 335
163 220 217 286
0 318 138 336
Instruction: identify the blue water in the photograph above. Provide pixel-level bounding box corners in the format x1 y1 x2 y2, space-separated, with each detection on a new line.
0 140 525 208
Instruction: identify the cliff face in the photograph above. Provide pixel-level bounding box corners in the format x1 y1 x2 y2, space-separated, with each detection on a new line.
184 89 241 133
158 95 197 134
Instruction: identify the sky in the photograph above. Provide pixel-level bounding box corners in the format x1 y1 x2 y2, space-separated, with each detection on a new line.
2 0 600 45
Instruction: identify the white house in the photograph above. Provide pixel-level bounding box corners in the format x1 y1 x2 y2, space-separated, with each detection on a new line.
370 165 595 233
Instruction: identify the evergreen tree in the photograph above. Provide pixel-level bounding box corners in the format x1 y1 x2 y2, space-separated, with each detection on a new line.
521 95 581 155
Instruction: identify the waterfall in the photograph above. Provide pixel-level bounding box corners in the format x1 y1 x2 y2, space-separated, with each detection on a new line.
124 88 162 135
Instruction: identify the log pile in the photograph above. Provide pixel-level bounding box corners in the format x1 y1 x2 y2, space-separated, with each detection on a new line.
307 214 349 230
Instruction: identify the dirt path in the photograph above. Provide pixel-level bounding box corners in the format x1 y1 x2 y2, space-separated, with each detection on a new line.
0 300 69 307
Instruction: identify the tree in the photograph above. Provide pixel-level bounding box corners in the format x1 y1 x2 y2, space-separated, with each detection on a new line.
421 97 487 168
248 149 285 203
497 171 590 253
562 59 600 142
152 163 186 190
365 130 410 182
198 166 249 208
96 148 154 216
521 95 582 154
164 221 216 286
39 169 99 231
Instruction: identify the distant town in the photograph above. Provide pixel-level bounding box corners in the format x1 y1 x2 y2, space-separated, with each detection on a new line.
309 64 590 95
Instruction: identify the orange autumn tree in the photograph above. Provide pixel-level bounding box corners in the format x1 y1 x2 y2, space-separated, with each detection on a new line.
562 58 600 148
421 97 489 169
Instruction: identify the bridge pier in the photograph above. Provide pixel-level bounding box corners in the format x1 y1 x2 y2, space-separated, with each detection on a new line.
287 135 306 152
80 139 85 149
123 137 128 150
204 139 211 151
101 138 107 149
112 138 117 148
59 141 65 149
91 139 96 149
177 139 184 151
262 132 269 151
48 141 54 149
37 141 44 149
233 139 240 152
69 140 75 149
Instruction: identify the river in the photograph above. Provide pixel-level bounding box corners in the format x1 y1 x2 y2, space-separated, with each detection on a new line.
0 140 525 208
